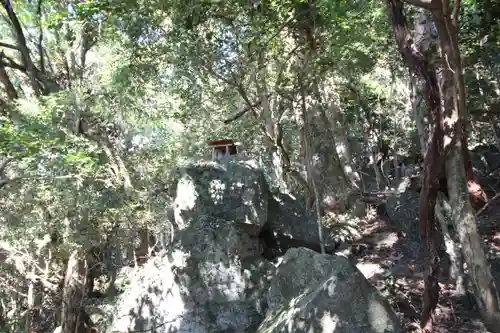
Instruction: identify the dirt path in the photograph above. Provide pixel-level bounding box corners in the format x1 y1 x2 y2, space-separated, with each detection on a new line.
350 212 496 333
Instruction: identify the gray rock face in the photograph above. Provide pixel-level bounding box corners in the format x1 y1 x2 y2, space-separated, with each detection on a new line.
106 215 275 333
257 247 403 333
267 193 321 244
169 158 269 235
266 193 340 255
385 177 420 238
103 159 403 333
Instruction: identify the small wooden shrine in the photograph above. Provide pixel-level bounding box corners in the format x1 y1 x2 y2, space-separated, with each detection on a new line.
207 139 239 160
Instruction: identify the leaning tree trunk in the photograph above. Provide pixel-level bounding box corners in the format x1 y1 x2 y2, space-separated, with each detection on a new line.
429 3 500 331
393 0 500 331
386 1 443 330
255 54 288 191
413 7 466 296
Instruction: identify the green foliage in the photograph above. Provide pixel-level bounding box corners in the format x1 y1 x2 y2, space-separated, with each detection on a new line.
0 0 499 331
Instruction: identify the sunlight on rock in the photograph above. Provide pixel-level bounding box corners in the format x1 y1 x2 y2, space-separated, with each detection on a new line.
174 175 197 229
396 177 411 192
257 248 403 333
200 261 246 302
106 215 272 333
208 179 225 204
320 311 339 333
321 276 339 297
367 294 400 332
110 256 190 333
241 184 255 205
356 262 384 280
169 159 268 230
344 164 354 174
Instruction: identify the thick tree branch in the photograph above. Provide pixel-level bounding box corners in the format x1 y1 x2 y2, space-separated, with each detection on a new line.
223 105 254 124
0 41 18 50
403 0 440 9
0 52 17 100
0 51 24 70
223 93 271 124
78 116 133 191
0 51 58 93
36 0 45 73
2 0 41 95
79 22 98 77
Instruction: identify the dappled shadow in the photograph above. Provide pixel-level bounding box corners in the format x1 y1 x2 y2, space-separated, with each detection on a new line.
257 247 403 333
101 168 404 333
477 197 500 297
168 158 268 235
264 192 347 258
102 158 273 332
96 156 500 333
345 211 493 332
103 237 270 332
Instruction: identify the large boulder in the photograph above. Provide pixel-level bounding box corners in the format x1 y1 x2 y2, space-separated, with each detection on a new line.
105 215 275 333
169 158 269 235
265 192 326 251
264 192 356 258
257 247 403 333
385 178 420 237
101 158 404 333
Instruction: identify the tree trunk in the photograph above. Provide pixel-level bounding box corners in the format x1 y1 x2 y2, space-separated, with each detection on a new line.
293 0 352 214
0 63 18 101
410 72 427 152
307 103 352 212
413 7 466 295
60 250 96 333
329 102 361 188
255 53 289 190
386 1 443 330
430 4 500 331
300 78 325 254
309 82 353 211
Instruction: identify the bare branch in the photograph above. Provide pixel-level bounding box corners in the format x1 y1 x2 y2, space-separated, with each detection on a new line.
0 52 18 100
223 106 252 125
2 0 42 95
0 171 86 190
0 41 18 50
223 93 271 124
0 52 27 71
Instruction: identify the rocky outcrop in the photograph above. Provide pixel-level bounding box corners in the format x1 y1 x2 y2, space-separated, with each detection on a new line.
101 158 402 333
257 247 403 333
169 158 269 235
106 215 274 333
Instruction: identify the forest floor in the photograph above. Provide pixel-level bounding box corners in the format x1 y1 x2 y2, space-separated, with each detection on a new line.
350 199 500 333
